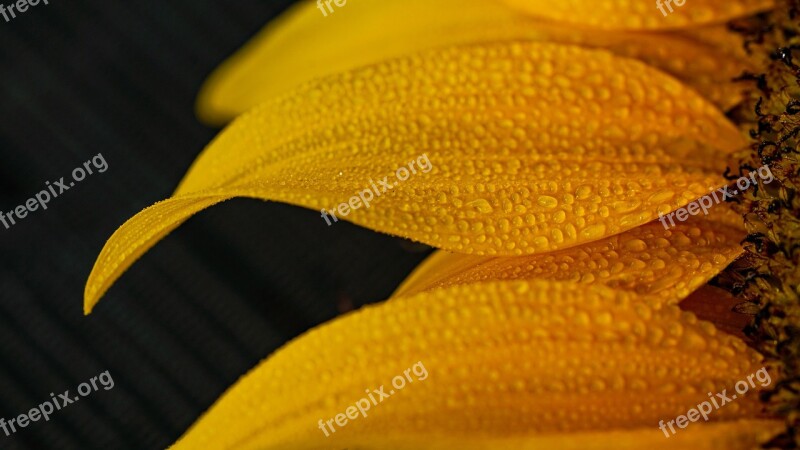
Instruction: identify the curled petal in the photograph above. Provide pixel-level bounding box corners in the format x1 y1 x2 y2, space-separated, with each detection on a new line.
86 42 745 312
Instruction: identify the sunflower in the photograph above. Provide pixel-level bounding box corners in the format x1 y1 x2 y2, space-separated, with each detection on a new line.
84 0 800 448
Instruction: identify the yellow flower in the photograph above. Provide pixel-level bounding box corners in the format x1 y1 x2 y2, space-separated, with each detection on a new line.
84 0 789 448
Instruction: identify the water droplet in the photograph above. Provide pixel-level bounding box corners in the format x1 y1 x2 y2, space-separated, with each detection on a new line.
648 191 675 203
623 239 648 252
611 200 642 214
576 185 593 200
581 223 607 239
537 195 559 208
467 199 493 214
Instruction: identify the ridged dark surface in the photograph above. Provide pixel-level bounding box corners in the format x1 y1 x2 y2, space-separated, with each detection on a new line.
0 1 430 448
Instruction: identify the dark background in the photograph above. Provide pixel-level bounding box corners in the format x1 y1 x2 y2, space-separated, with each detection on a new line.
0 1 429 448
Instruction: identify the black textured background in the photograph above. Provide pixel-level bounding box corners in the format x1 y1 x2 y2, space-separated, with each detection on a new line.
0 1 430 448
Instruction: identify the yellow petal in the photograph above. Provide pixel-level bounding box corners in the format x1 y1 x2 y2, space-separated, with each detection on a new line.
197 0 755 124
499 0 774 31
393 208 745 304
86 41 745 312
86 41 746 313
171 280 770 449
84 195 230 313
